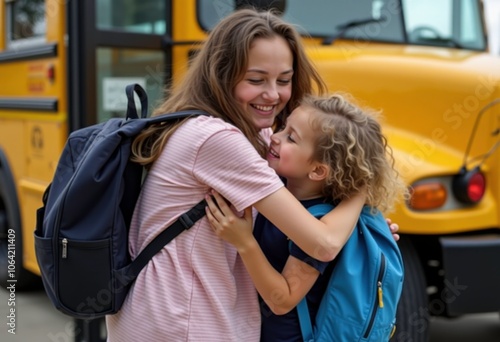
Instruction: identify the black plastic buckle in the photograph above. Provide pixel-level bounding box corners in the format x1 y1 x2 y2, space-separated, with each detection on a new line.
179 213 195 229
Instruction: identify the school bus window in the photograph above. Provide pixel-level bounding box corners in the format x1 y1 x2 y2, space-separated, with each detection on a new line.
402 0 486 50
96 47 164 123
460 0 484 48
96 0 167 34
197 0 236 30
5 0 46 48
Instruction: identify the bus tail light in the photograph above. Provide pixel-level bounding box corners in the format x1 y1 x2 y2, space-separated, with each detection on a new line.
409 182 447 210
47 64 55 83
452 167 485 204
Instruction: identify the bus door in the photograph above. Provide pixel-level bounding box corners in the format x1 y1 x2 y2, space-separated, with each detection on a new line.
68 0 174 130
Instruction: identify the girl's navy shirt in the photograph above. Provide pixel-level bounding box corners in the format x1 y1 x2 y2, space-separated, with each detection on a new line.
253 197 337 342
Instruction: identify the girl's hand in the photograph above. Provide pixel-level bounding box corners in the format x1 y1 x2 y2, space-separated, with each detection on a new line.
205 190 255 250
386 218 400 242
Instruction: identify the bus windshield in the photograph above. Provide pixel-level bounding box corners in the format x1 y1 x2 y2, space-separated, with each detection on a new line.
197 0 486 51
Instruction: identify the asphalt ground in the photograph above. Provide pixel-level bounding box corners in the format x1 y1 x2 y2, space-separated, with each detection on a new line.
0 287 499 342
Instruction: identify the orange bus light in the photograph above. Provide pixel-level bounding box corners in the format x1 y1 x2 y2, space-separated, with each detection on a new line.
409 182 447 210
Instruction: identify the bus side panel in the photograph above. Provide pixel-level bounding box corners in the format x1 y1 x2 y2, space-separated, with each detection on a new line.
0 119 25 181
0 58 59 97
20 120 67 275
0 116 67 276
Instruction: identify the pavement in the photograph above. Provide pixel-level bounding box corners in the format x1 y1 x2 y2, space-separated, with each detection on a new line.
0 287 89 342
1 287 499 341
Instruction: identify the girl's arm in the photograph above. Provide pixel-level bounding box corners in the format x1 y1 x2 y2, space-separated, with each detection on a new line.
252 188 366 262
205 197 321 315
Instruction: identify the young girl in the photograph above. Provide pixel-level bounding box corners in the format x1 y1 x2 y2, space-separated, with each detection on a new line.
205 93 408 341
106 9 372 342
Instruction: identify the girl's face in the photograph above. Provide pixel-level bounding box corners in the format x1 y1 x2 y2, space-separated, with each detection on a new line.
234 36 293 130
267 105 319 180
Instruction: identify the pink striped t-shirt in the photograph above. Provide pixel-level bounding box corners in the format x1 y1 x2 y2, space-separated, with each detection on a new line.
106 116 283 341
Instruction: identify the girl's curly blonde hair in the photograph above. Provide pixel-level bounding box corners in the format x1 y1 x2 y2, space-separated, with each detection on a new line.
303 93 408 213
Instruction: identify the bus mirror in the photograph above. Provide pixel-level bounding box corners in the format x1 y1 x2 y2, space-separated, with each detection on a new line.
236 0 286 14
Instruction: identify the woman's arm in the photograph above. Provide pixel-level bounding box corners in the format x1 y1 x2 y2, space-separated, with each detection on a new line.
194 129 363 262
205 196 320 315
253 188 366 261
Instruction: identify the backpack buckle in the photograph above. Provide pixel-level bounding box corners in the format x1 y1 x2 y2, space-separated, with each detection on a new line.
179 213 195 229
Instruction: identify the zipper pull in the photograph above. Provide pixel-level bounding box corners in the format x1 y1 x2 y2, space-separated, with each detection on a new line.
62 238 68 259
378 281 384 308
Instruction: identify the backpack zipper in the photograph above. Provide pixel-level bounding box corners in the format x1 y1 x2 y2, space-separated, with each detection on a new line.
363 253 386 338
62 238 68 259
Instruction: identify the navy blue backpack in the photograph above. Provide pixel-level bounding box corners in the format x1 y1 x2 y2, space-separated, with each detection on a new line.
297 204 404 342
34 84 209 319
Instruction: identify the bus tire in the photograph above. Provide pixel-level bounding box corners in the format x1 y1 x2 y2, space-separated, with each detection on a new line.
0 166 42 290
391 236 430 342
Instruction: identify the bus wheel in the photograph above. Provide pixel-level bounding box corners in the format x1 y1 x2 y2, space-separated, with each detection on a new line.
391 236 430 342
0 168 42 290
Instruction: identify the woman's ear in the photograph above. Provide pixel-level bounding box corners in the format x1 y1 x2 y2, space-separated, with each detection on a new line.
309 163 329 181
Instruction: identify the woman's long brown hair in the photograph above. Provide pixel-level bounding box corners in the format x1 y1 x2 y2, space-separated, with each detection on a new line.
131 8 326 168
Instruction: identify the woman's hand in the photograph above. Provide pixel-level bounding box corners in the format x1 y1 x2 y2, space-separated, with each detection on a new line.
205 190 255 250
386 218 400 242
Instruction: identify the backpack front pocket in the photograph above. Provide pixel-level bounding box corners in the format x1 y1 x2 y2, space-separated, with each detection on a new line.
57 238 112 315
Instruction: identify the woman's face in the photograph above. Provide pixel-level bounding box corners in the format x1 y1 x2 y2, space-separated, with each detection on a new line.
234 36 293 130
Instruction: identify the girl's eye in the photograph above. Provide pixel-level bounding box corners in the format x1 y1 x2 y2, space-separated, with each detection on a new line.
278 79 291 85
287 134 296 143
248 79 263 84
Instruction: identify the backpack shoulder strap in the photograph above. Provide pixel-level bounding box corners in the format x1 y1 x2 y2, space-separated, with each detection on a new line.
295 203 333 342
296 292 314 342
115 199 207 286
307 203 334 218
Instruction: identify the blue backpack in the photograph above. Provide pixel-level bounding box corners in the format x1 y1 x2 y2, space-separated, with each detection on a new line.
296 204 404 342
34 84 209 319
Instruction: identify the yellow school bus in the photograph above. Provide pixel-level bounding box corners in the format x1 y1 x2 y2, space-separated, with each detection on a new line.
1 1 499 341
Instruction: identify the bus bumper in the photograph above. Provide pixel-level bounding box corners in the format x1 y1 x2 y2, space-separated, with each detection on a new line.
440 234 500 315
